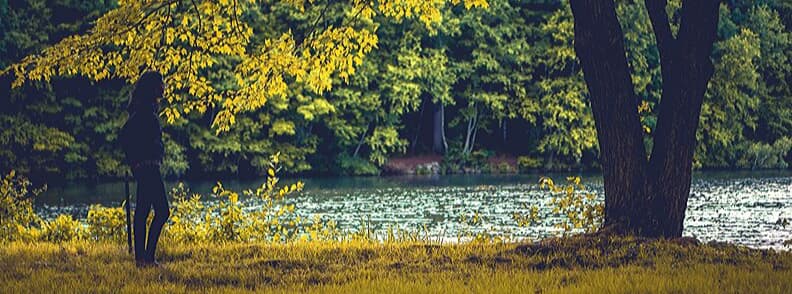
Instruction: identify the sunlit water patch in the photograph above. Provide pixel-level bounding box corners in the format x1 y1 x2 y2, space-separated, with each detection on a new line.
38 171 792 249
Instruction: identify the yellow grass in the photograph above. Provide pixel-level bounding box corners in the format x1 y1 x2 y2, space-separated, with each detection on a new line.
1 236 791 293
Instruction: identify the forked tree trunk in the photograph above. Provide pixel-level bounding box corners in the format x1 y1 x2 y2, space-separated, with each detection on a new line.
569 0 720 238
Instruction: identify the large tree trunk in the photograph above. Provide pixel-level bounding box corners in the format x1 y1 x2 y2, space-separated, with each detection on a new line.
644 0 721 237
570 0 649 235
569 0 720 238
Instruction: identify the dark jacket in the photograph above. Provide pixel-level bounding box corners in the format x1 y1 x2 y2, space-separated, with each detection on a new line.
119 104 164 167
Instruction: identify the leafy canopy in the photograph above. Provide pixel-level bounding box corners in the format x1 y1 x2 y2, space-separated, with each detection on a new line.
3 0 488 133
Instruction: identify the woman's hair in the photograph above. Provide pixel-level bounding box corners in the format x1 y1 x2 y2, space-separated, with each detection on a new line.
127 71 164 112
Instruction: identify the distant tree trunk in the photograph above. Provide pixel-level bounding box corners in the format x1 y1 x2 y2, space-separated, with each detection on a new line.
433 101 447 154
463 106 479 155
410 99 426 153
353 123 370 158
501 120 507 145
569 0 720 237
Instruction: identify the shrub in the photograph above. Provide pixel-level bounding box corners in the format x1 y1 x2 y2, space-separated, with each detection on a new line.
166 153 307 243
442 146 492 174
495 162 516 174
0 170 43 242
517 156 543 171
337 154 380 176
85 204 127 242
239 153 305 242
514 176 604 235
166 183 211 243
40 214 85 242
540 176 604 234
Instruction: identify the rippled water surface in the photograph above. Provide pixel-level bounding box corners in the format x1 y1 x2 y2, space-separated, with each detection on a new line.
39 171 792 249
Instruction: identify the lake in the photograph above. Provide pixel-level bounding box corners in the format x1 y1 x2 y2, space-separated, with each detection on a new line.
37 170 792 249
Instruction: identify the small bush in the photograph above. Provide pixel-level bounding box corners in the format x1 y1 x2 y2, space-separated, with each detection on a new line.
166 183 211 243
541 176 604 233
494 162 516 174
442 146 492 174
40 214 85 242
514 176 604 235
85 204 126 242
166 152 307 243
337 154 380 176
0 170 44 242
517 156 543 171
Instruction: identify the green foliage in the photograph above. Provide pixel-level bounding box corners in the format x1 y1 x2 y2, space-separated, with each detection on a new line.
1 0 790 179
336 154 381 176
736 137 792 169
540 176 604 234
698 27 762 167
161 134 189 178
493 162 517 174
695 3 792 168
516 156 543 171
366 127 408 166
441 145 492 173
533 6 598 163
0 116 77 176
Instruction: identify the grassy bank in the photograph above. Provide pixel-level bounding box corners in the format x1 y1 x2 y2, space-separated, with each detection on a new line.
2 236 791 293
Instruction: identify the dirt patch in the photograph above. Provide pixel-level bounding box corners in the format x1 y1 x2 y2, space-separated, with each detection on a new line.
487 155 518 173
383 155 443 175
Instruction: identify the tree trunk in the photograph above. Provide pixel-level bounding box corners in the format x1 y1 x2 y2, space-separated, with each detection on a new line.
353 123 370 158
410 99 426 153
433 102 447 154
570 0 720 238
570 0 649 235
463 106 479 155
644 0 721 237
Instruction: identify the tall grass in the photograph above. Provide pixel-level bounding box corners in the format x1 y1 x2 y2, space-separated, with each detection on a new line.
1 237 791 293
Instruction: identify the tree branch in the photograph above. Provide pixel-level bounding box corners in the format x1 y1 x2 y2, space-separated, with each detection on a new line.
644 0 675 76
676 0 721 63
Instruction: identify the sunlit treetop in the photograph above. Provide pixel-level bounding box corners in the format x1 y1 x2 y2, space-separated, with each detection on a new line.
2 0 487 133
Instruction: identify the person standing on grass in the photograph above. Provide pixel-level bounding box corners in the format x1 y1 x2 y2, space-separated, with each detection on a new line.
119 71 170 268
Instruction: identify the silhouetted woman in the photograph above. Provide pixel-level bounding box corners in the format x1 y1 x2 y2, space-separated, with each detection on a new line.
119 71 169 267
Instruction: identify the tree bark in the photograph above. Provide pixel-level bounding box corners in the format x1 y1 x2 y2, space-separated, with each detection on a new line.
645 0 721 237
570 0 649 235
570 0 720 237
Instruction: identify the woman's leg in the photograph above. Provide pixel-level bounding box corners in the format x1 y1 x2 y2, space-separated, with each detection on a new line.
145 168 169 262
133 168 153 262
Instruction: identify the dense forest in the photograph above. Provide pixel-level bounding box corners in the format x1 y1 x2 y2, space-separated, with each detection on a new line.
1 0 790 181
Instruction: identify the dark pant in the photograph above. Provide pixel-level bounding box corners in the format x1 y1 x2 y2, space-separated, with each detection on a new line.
133 165 169 262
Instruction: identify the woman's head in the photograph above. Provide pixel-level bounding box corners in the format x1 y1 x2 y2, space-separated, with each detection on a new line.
127 71 165 112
